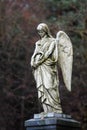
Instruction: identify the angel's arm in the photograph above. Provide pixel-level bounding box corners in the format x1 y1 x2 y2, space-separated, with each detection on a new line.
35 40 55 66
30 42 38 67
45 41 55 58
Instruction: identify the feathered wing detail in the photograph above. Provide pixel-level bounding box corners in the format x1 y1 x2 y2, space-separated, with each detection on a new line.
56 31 73 91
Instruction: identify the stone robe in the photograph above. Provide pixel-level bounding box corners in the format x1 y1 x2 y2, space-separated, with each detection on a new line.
31 37 62 113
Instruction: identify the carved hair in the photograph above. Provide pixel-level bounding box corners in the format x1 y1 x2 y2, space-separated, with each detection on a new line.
37 23 53 38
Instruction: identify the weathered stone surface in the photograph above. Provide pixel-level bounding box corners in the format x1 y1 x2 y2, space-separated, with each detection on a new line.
31 23 73 114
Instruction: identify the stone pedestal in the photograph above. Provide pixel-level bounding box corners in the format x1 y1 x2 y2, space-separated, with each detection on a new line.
24 113 81 130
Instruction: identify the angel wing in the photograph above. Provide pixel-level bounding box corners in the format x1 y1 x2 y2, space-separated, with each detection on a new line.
56 31 73 91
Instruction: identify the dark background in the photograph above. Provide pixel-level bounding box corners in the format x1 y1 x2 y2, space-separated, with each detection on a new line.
0 0 87 130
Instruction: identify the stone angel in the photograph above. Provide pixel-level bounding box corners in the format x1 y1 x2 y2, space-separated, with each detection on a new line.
30 23 73 115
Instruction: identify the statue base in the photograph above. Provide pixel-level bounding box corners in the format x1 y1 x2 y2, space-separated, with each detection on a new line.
24 113 81 130
34 112 71 119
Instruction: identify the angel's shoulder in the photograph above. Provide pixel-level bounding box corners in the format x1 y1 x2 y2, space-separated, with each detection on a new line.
48 37 56 43
49 37 55 40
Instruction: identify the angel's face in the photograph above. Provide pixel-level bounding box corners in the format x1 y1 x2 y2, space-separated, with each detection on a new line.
37 25 46 38
38 30 46 38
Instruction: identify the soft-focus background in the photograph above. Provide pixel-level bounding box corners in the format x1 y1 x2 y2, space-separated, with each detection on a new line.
0 0 87 130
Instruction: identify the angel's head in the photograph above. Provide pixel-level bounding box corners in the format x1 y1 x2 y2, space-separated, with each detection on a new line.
37 23 52 38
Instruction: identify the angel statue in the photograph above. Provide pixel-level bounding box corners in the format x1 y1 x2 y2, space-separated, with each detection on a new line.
30 23 73 116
